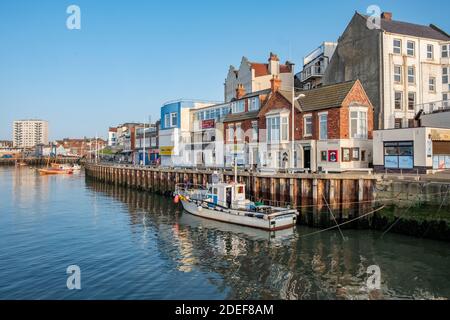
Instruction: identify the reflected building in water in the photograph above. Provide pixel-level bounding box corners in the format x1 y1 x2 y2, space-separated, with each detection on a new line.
85 178 450 300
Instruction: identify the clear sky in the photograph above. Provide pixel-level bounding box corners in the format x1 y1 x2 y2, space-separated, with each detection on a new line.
1 0 449 140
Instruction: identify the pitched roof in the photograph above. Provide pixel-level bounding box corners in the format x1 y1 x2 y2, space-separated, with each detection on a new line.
294 80 358 112
223 110 259 123
358 13 450 41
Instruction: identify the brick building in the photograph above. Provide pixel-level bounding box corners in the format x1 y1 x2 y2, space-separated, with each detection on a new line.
224 76 374 172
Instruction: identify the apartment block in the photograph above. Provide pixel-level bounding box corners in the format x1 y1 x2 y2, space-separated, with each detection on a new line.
13 119 48 148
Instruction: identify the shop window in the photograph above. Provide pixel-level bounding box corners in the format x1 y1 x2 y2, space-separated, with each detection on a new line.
352 148 360 161
384 141 414 169
342 148 351 162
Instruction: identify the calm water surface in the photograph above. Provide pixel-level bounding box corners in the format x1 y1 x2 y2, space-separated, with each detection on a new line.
0 166 449 300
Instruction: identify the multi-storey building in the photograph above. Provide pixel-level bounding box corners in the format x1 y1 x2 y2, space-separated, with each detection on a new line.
108 127 117 147
295 42 337 90
189 103 231 167
159 99 218 167
13 119 48 148
323 11 450 130
224 77 374 172
224 52 294 102
134 120 160 165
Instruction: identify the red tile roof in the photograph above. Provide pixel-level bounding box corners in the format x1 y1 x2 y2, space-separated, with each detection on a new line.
250 62 291 77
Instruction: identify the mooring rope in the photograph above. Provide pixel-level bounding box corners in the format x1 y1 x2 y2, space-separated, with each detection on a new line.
297 205 386 238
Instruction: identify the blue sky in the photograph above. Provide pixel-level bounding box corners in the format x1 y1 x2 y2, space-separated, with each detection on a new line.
0 0 449 140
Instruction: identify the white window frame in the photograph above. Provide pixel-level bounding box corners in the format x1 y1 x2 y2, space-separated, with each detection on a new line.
394 91 403 110
429 77 436 92
227 125 234 142
266 116 279 144
249 97 260 111
280 116 288 142
251 121 258 142
349 107 368 139
393 39 402 54
164 114 170 128
394 65 402 83
408 92 416 111
235 123 243 141
170 112 177 127
319 112 328 140
427 44 434 59
407 41 415 56
303 114 313 137
407 66 415 84
443 67 449 84
442 44 449 58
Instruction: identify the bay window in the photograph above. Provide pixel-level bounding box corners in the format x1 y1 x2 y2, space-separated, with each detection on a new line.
443 67 449 84
350 108 368 139
235 123 243 141
267 115 288 143
227 125 234 142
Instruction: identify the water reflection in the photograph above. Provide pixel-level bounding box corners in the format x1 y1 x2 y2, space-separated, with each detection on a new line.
85 178 450 300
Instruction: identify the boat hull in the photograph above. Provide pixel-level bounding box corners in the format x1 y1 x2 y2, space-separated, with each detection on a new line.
181 200 297 231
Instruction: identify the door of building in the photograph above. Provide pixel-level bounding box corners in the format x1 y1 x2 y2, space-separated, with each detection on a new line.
303 147 311 169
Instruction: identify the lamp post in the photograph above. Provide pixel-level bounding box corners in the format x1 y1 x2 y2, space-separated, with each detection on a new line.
291 88 305 169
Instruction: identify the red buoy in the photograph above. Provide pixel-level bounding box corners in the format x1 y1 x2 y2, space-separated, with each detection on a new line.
174 195 180 204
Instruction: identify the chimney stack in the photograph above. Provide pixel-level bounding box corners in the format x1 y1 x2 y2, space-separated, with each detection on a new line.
270 75 281 93
381 12 392 21
268 52 279 62
236 84 246 99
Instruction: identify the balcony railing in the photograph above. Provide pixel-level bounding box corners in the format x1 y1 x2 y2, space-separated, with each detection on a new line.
300 65 325 82
417 99 450 115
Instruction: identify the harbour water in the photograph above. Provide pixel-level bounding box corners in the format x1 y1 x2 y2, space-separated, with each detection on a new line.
1 166 449 300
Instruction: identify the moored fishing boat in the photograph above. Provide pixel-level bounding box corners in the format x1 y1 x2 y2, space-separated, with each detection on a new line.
38 168 74 175
174 181 298 231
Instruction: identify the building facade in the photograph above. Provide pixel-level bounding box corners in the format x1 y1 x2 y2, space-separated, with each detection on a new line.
295 42 337 90
159 100 217 167
323 12 450 130
13 119 48 148
373 127 450 173
134 120 160 165
224 52 294 102
224 77 374 172
108 127 117 147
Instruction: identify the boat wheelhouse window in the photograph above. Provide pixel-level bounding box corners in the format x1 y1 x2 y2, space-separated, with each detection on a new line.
212 187 218 195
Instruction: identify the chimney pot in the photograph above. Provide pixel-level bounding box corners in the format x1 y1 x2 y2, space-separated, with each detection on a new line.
381 12 392 21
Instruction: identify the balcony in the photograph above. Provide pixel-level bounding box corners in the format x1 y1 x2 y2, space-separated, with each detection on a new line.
299 65 326 82
417 99 450 115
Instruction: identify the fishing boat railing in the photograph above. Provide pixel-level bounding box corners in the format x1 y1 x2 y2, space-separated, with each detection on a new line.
175 183 210 201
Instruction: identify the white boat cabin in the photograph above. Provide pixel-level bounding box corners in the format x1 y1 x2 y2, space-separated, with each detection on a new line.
206 183 251 210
